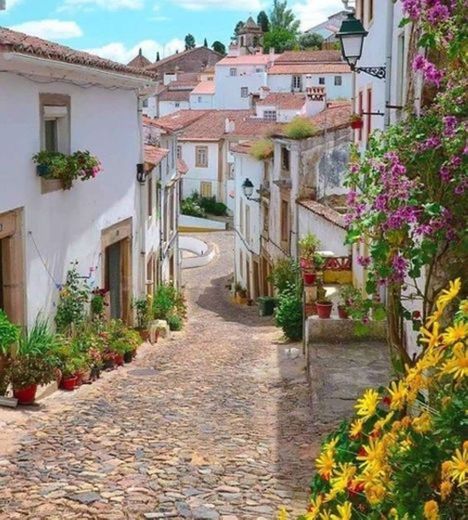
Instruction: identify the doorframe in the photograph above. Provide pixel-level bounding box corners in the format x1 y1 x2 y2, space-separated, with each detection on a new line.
0 208 26 326
101 218 133 324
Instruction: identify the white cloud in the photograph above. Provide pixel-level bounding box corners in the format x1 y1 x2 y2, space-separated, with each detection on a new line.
59 0 144 12
84 38 185 64
9 19 83 39
293 0 346 31
169 0 263 11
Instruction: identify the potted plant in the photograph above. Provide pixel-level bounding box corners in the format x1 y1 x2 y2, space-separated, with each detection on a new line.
90 288 108 320
234 283 248 304
7 355 56 405
132 296 151 341
349 113 364 130
316 297 333 319
338 285 361 319
0 310 20 395
298 233 321 271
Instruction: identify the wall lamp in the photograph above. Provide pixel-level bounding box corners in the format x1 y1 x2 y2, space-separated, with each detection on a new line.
136 163 146 184
242 178 261 203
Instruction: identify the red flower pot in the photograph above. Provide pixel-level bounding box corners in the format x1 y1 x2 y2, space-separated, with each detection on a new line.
60 375 78 391
75 372 83 386
351 119 363 130
338 305 349 319
303 271 317 285
316 302 333 319
114 354 124 366
13 385 38 405
304 303 317 317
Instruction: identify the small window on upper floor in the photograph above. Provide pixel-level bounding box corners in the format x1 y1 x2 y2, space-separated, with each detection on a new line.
281 146 290 172
318 77 325 85
334 75 342 86
177 145 182 159
292 75 302 90
263 110 277 122
230 68 237 77
240 87 249 98
142 98 149 108
175 102 180 108
198 96 202 103
40 94 71 154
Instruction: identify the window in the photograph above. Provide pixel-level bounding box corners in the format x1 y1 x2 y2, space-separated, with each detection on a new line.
175 102 180 108
200 181 212 198
281 199 289 245
366 88 372 141
142 98 149 108
147 175 153 218
334 75 342 86
281 146 290 172
195 145 208 167
255 67 263 73
44 119 58 152
177 145 182 159
240 87 249 98
263 203 269 234
292 75 302 90
318 77 325 85
357 90 363 142
263 110 277 122
198 96 202 103
230 68 237 77
40 95 70 154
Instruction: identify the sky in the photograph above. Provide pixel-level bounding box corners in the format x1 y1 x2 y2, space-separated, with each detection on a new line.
1 0 345 64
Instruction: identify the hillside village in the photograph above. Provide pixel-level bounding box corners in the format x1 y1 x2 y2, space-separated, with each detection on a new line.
0 1 466 519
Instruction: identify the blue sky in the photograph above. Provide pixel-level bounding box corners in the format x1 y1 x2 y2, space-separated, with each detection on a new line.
1 0 345 64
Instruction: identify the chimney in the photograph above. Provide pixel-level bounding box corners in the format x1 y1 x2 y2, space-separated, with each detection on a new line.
305 86 326 116
225 118 236 134
259 86 270 100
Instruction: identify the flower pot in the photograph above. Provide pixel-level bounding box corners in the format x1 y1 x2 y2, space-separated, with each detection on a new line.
90 366 101 381
36 164 50 177
60 375 78 391
13 384 38 405
300 257 313 270
138 329 150 343
114 354 124 366
316 302 333 319
351 120 363 130
303 271 317 285
304 303 317 317
124 351 133 364
338 305 349 319
75 372 83 386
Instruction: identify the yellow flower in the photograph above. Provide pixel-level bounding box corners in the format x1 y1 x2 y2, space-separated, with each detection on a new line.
459 299 468 316
373 412 395 433
420 321 442 350
330 502 352 520
349 419 364 438
412 412 432 434
355 389 380 422
447 446 468 487
388 381 407 410
330 463 356 494
423 500 439 520
306 495 324 520
316 450 335 479
357 437 386 472
441 460 452 480
441 342 468 380
278 507 289 520
436 278 461 311
319 510 332 520
322 437 339 454
364 482 386 505
440 480 453 501
442 323 468 344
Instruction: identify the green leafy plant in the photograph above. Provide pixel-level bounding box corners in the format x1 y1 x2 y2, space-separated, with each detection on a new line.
181 197 206 218
6 355 56 390
152 284 186 321
132 296 152 329
0 310 20 356
275 283 303 341
250 139 274 160
284 117 316 140
298 233 321 261
90 288 108 319
167 314 183 331
55 263 89 335
268 258 301 294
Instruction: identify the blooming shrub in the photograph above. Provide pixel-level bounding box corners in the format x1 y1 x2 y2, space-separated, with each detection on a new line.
289 279 467 519
284 117 316 140
250 139 274 160
345 0 467 364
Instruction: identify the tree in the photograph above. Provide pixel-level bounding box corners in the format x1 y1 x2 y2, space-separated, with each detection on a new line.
233 20 244 40
263 27 297 53
184 34 196 50
298 32 323 50
203 37 208 47
257 10 270 33
156 51 160 62
270 0 300 34
212 41 226 55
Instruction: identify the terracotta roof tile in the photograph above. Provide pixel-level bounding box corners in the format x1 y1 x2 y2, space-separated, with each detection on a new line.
159 90 191 102
146 46 223 72
269 63 351 75
275 50 343 63
297 199 346 229
0 27 156 79
127 50 152 69
145 145 168 166
257 92 306 110
153 110 209 132
191 80 215 95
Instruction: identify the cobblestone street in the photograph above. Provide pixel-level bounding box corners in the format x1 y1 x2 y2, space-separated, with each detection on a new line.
0 232 317 520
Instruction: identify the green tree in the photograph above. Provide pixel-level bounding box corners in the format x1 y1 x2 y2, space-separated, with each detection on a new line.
298 32 323 50
212 41 226 55
257 10 270 32
263 27 297 53
184 34 196 50
233 20 244 40
156 51 160 61
203 37 208 47
270 0 300 34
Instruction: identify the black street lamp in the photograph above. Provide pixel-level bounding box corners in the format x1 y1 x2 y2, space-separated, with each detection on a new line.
136 163 146 184
337 13 386 79
241 178 261 202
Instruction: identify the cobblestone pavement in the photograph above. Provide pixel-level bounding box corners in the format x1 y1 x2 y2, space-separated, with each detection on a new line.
0 232 318 520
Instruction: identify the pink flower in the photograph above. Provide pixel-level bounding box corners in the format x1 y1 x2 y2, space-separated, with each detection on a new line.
357 256 371 268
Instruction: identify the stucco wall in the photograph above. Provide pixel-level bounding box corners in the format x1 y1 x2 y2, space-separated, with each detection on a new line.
267 73 352 100
215 68 267 109
180 141 220 199
190 93 215 110
0 72 146 328
159 100 190 117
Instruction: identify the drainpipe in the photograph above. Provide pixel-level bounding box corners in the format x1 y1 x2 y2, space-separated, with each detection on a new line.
137 93 146 296
384 0 394 129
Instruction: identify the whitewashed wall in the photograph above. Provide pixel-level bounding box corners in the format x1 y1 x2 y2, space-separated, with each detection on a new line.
179 141 220 199
267 73 352 100
190 93 215 110
159 100 190 117
215 68 267 109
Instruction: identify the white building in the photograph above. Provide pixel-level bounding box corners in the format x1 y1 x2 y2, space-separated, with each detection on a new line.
0 27 179 328
190 81 215 110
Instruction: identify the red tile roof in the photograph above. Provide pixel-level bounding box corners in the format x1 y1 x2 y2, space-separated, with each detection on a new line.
159 90 191 102
275 50 343 63
127 49 152 69
146 47 223 72
191 80 215 95
0 27 156 79
144 145 168 166
297 199 346 229
152 110 209 133
257 92 306 110
269 63 351 75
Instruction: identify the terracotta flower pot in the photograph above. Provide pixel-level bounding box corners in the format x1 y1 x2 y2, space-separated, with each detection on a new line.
316 302 333 319
338 305 349 319
303 271 317 285
60 375 78 391
114 354 125 366
304 303 317 317
13 384 38 405
351 119 363 130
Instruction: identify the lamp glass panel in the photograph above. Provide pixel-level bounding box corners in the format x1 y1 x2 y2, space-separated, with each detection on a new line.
341 34 364 62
